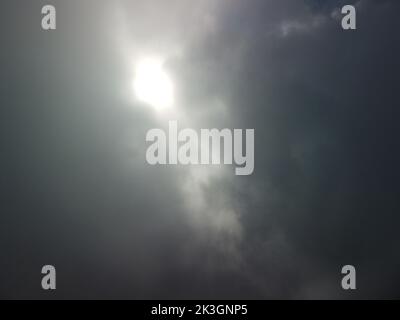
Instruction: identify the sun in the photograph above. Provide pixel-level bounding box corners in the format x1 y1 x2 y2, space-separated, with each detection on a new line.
133 57 174 110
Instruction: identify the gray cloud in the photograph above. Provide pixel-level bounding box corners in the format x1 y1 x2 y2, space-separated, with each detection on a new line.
1 0 400 299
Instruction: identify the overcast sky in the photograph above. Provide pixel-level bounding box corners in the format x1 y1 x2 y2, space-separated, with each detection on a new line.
1 0 400 299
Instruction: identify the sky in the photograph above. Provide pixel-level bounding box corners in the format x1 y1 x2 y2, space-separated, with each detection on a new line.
1 0 400 299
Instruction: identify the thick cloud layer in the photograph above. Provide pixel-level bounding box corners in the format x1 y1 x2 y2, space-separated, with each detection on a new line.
1 0 400 299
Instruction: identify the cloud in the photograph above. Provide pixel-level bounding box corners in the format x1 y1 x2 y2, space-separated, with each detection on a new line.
1 0 400 299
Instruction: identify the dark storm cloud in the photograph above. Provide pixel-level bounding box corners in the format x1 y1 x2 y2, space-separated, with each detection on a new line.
211 0 400 298
1 0 400 299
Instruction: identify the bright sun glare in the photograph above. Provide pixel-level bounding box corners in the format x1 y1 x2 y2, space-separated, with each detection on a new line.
133 58 174 110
